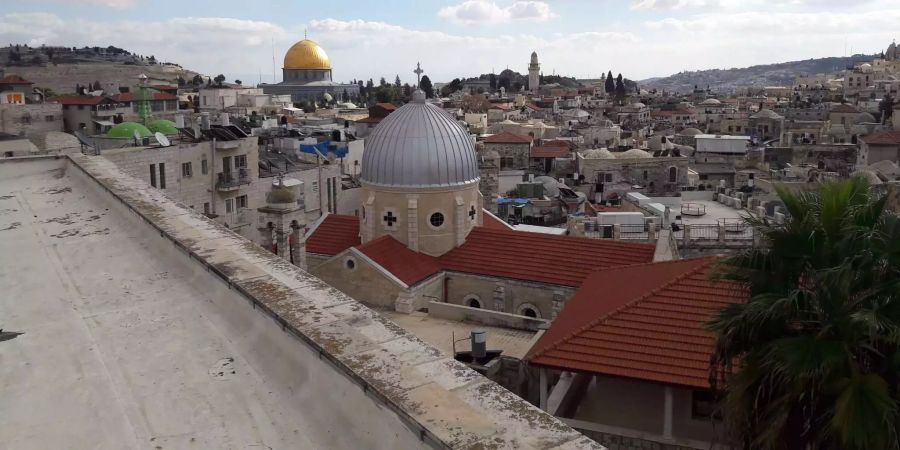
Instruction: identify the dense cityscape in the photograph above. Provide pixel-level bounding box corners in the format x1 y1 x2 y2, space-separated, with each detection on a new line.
1 1 900 449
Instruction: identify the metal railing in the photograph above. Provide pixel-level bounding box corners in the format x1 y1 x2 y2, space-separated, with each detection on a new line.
216 168 251 190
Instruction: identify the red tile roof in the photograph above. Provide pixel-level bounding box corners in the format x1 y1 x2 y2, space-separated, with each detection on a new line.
440 228 655 287
830 104 860 114
863 130 900 146
48 95 109 105
524 104 542 111
483 132 532 144
356 236 441 285
481 210 515 230
355 116 383 124
375 102 397 111
527 257 746 388
306 214 361 255
531 145 571 159
111 92 178 102
0 75 33 85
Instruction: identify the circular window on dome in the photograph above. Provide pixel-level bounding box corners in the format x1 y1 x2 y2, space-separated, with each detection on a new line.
429 212 445 229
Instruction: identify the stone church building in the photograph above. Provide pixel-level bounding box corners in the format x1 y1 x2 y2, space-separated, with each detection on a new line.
303 89 656 318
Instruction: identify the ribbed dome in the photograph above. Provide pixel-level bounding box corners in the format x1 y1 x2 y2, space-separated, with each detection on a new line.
361 91 479 188
284 39 331 70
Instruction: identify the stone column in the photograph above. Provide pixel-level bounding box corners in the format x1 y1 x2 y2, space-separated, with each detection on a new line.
275 219 289 259
493 283 506 312
551 290 564 320
290 221 306 271
406 196 418 252
455 195 466 247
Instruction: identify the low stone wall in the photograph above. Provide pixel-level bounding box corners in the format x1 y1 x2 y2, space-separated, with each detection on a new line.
65 153 599 450
428 301 550 331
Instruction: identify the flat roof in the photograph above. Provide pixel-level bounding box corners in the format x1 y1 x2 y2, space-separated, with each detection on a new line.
0 156 596 449
0 158 337 449
694 134 751 140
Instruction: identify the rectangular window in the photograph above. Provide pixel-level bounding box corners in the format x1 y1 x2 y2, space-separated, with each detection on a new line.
691 390 722 420
225 198 234 213
44 115 55 122
149 163 157 188
181 162 192 178
326 177 333 213
234 154 247 168
159 163 166 189
201 159 208 175
236 194 248 209
311 181 318 193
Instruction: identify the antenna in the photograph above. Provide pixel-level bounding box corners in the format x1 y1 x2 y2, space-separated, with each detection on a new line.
272 37 276 83
155 132 171 147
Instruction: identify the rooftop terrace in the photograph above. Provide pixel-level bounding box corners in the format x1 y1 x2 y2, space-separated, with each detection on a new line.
0 155 599 450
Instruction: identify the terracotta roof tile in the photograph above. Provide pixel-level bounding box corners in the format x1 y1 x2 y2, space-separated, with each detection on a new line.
531 146 571 159
0 74 33 85
863 130 900 145
356 236 441 285
481 210 515 230
439 228 655 287
527 257 746 388
830 104 860 114
48 95 109 105
483 132 532 144
306 214 361 255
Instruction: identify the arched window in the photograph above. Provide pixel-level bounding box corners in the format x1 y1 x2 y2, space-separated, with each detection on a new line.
668 166 678 183
467 297 481 309
522 308 537 318
517 303 541 318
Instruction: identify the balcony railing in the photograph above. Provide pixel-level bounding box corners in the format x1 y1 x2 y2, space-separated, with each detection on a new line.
216 168 251 191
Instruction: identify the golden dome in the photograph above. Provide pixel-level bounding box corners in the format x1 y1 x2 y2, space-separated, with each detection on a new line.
283 39 331 70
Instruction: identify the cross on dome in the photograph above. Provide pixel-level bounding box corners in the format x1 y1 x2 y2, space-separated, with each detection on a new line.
413 62 424 87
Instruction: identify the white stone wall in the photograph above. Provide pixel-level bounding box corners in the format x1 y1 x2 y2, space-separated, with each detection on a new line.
0 103 64 136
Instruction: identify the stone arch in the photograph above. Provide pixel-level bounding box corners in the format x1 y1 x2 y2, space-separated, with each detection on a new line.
517 302 541 318
464 294 482 309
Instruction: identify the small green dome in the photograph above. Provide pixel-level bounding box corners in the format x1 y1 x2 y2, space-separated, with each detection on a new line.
148 119 179 135
107 122 153 139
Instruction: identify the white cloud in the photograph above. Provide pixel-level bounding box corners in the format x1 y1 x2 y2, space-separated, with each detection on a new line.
438 0 556 25
41 0 139 8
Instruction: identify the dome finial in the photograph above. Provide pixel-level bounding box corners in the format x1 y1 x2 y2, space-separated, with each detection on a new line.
413 61 424 87
412 89 426 103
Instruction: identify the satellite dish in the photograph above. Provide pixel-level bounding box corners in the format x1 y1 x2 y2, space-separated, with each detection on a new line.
323 93 333 102
155 132 171 147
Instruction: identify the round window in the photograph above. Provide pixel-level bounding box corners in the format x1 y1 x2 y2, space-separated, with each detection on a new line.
345 259 356 270
429 212 445 228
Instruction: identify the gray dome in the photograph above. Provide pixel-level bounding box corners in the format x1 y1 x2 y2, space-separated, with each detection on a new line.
679 127 702 136
361 90 479 188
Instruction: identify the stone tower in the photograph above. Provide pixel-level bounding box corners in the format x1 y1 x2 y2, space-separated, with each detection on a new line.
528 51 540 93
257 177 307 270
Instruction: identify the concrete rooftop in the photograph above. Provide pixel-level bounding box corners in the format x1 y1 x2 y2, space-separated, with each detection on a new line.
0 155 601 450
0 158 335 449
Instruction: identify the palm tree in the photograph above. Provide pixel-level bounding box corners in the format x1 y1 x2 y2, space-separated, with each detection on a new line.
709 177 900 450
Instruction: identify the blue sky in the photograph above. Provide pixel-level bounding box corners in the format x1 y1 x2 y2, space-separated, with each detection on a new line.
2 0 897 85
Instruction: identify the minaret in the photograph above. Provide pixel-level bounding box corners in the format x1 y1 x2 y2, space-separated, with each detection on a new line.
528 51 540 93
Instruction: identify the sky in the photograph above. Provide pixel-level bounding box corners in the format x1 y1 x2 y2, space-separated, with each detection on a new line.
1 0 897 85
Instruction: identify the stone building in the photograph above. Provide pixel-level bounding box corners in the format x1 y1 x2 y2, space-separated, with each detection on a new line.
528 51 540 93
302 89 657 317
482 131 532 169
578 148 689 200
0 102 63 136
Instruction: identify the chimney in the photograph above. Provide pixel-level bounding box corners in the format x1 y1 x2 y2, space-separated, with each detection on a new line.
471 330 486 359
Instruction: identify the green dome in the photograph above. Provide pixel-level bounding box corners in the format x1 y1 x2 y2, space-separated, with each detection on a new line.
148 119 179 135
107 122 153 139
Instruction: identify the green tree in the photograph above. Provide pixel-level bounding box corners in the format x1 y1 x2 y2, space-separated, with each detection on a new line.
604 70 615 94
441 78 462 96
191 74 203 86
420 75 434 98
379 77 387 87
489 73 497 92
614 73 626 103
394 75 401 88
709 178 900 450
214 74 226 86
234 79 242 86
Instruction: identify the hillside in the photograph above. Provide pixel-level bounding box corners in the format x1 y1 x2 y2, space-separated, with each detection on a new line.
1 44 199 95
640 54 877 93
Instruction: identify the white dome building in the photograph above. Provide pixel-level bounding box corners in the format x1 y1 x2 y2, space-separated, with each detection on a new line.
617 149 653 159
359 90 483 256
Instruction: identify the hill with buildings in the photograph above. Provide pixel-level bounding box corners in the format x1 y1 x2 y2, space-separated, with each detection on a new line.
1 44 199 95
640 54 877 93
